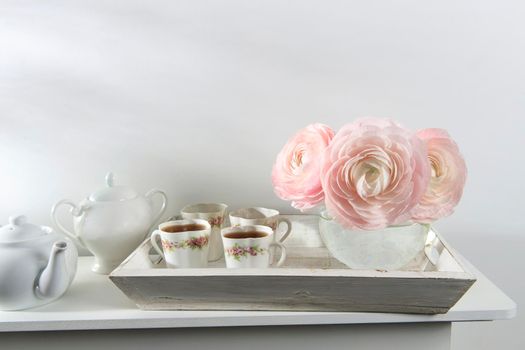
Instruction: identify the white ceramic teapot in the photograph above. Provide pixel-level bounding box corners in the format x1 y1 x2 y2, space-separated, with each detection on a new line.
52 172 167 274
0 215 78 310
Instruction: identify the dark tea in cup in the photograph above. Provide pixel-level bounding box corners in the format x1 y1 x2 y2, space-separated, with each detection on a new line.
223 231 268 239
162 224 207 233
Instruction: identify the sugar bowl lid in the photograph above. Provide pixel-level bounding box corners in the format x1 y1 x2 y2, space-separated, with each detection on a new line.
0 215 48 243
88 172 139 202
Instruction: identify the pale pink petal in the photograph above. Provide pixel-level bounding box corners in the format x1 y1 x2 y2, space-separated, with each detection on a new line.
272 123 334 210
320 117 430 230
411 128 467 223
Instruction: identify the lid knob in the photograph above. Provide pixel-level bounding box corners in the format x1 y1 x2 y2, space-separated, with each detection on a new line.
88 172 138 202
1 215 47 243
105 172 115 187
8 215 27 226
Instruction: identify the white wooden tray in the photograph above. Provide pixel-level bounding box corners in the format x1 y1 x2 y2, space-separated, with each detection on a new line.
109 215 476 314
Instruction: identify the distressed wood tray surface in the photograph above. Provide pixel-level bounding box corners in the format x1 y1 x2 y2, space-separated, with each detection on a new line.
109 215 476 314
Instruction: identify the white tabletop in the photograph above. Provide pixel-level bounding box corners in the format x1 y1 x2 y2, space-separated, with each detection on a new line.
0 256 516 332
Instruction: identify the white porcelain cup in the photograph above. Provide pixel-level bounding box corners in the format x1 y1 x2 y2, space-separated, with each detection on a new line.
150 219 211 268
181 203 228 262
229 207 292 243
221 225 286 268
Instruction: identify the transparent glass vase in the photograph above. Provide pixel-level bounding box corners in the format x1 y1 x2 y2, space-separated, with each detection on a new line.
318 211 430 270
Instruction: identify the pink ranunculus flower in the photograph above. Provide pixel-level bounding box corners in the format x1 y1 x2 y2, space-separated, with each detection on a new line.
272 123 335 210
411 129 467 223
320 118 430 230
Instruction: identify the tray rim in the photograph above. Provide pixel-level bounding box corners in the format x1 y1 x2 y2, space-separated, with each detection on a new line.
110 216 476 283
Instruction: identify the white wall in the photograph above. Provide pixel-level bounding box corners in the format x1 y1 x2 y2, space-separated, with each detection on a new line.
1 1 523 348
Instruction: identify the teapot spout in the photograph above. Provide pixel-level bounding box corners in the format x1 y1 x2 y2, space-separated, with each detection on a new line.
36 241 70 300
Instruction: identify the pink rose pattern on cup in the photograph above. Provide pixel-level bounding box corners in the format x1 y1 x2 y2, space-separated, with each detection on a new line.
208 216 224 228
225 243 266 261
161 236 209 250
231 221 277 230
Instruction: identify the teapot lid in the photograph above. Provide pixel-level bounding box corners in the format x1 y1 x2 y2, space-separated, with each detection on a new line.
88 172 139 202
0 215 47 243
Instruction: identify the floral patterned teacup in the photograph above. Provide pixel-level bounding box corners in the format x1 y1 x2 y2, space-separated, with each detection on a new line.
181 203 228 262
221 225 286 268
229 207 292 243
151 219 211 268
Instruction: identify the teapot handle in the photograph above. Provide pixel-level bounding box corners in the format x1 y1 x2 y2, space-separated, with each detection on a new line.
145 189 168 231
51 200 86 248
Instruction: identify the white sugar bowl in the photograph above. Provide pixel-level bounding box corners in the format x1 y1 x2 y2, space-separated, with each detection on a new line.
52 172 167 274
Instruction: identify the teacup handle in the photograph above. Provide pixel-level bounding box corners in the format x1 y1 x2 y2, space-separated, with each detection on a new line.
269 242 286 267
150 230 165 259
277 218 292 243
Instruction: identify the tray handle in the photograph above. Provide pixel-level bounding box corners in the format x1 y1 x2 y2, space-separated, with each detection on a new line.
423 227 446 270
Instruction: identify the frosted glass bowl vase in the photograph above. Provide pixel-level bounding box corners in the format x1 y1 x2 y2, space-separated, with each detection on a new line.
318 211 430 270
